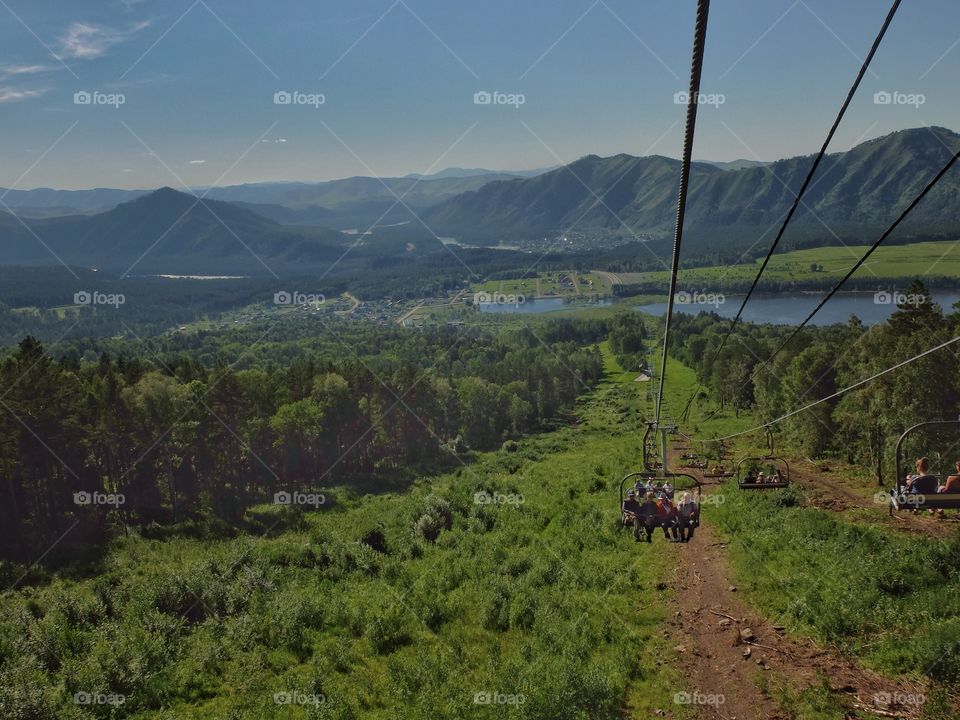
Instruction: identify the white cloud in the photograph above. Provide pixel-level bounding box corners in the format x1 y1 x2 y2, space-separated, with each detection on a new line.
188 159 206 165
0 64 57 77
0 87 49 103
58 20 151 60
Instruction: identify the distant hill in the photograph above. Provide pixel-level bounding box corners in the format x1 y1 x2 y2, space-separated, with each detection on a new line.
201 173 527 229
699 159 768 171
0 188 347 274
403 166 554 180
0 172 536 228
423 127 960 246
0 187 147 212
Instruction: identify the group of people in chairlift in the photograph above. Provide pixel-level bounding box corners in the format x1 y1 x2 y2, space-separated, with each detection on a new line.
620 480 698 543
742 469 786 485
904 457 960 516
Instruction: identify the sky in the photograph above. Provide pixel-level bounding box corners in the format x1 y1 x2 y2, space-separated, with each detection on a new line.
0 0 958 189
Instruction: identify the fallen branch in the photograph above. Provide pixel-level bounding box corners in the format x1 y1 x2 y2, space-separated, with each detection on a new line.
850 702 904 718
745 639 796 657
707 609 737 622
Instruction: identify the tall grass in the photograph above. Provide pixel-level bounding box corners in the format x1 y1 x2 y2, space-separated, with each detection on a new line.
712 483 960 686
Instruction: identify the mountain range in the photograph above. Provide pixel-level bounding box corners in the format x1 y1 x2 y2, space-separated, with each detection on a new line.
1 127 958 274
422 127 960 243
0 168 542 226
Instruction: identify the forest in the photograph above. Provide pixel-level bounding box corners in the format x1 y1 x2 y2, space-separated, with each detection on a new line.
0 313 648 565
669 279 959 475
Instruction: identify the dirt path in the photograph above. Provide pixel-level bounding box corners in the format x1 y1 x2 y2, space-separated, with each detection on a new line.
789 462 958 539
665 521 926 719
594 269 623 287
653 443 933 718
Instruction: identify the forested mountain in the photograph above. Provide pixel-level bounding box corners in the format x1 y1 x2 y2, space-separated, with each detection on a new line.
0 188 347 274
424 127 960 243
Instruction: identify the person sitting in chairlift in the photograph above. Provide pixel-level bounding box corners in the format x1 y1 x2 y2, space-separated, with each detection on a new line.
655 495 680 542
939 460 960 493
676 491 698 542
935 460 960 518
637 491 659 542
906 457 938 495
663 480 675 499
622 489 645 542
756 471 766 485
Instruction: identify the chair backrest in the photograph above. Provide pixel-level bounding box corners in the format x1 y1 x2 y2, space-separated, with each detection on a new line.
912 474 940 494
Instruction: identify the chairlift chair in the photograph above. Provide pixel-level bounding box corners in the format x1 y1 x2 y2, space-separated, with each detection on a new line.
888 420 960 514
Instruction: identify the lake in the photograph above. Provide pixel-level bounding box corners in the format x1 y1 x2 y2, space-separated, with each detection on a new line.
477 298 612 314
634 291 960 326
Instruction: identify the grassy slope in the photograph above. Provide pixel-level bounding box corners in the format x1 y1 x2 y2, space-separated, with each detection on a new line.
631 240 960 287
0 348 685 720
5 338 959 718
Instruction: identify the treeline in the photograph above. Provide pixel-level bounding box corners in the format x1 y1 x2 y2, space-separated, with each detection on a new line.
0 317 622 561
613 274 960 298
670 280 960 474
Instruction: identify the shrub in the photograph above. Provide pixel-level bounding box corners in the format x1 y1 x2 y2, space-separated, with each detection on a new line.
411 495 453 544
364 604 413 655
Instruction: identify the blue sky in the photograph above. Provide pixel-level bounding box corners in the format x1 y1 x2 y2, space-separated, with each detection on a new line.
1 0 958 189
